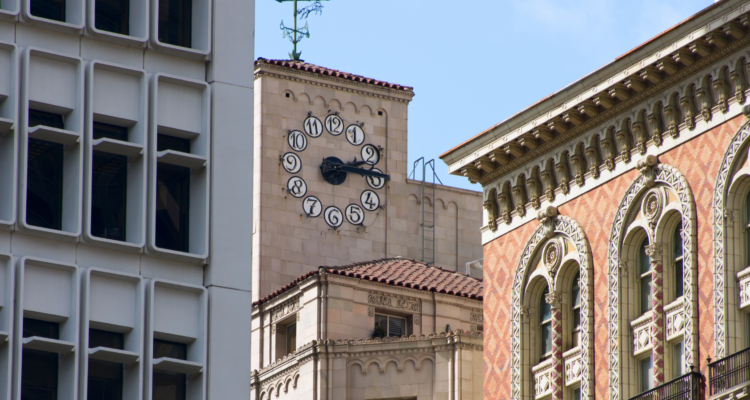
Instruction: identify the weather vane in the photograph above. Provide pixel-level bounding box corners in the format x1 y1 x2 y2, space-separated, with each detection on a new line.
277 0 329 61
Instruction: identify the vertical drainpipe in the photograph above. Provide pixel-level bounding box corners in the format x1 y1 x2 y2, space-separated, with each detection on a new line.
382 110 389 258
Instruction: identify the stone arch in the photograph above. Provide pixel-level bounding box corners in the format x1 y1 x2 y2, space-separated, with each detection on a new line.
607 162 697 400
510 212 593 400
713 118 750 359
347 360 366 375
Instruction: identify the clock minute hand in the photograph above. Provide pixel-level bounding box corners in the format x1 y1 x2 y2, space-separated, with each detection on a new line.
338 164 390 180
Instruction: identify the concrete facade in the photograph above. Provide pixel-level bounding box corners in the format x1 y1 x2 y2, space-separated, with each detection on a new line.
252 60 483 302
0 0 255 397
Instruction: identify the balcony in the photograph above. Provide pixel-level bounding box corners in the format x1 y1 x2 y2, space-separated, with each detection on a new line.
629 372 701 400
709 346 750 400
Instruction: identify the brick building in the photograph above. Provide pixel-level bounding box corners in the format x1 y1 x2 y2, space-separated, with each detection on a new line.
440 1 750 399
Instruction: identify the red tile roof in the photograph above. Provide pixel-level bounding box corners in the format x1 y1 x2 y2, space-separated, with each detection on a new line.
255 58 414 92
252 257 483 306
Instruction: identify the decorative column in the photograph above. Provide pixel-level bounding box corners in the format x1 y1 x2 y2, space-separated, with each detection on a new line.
646 243 665 388
547 291 564 400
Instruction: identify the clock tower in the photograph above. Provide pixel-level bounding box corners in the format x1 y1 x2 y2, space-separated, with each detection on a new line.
252 58 483 301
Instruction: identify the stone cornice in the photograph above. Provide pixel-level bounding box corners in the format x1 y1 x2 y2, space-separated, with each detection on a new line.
254 63 415 104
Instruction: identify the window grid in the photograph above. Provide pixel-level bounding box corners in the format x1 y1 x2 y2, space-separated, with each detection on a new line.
540 287 552 362
374 314 406 338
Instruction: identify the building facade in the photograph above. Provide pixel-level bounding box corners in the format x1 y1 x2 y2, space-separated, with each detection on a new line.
250 257 485 400
440 1 750 399
252 59 484 302
0 0 255 397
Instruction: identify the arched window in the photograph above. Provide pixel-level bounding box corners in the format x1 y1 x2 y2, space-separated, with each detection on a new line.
639 238 652 315
571 271 581 348
540 287 552 362
672 221 684 299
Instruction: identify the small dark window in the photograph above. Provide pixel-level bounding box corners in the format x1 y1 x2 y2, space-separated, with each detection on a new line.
155 163 190 252
30 0 66 22
88 329 124 400
95 0 129 35
27 110 65 230
91 126 128 241
285 323 297 355
93 122 128 141
158 0 192 48
22 319 60 400
157 134 191 153
153 340 187 400
539 287 552 361
285 93 290 98
673 221 684 299
29 110 64 130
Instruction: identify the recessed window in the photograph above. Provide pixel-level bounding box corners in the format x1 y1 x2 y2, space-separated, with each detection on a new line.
31 0 66 21
571 272 581 348
640 355 653 392
27 109 65 231
573 387 581 400
95 0 129 35
672 340 685 379
153 339 187 400
158 0 191 48
285 323 296 355
155 163 190 252
539 287 552 362
88 329 124 400
91 122 129 242
673 221 684 299
639 238 653 315
374 314 406 338
157 134 190 153
22 318 60 400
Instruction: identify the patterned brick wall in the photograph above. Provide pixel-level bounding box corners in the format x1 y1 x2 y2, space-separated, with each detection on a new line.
483 115 745 398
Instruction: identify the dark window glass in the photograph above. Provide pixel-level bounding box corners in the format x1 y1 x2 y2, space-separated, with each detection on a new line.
286 323 296 354
673 221 683 258
22 319 60 400
540 287 552 359
155 163 190 252
153 340 187 400
29 110 64 129
93 122 128 142
540 287 551 322
639 238 653 314
540 323 552 357
91 151 127 241
640 275 653 314
30 0 65 22
746 194 750 266
574 388 581 400
158 0 191 48
157 134 191 153
95 0 129 35
571 271 581 348
88 330 123 400
27 110 65 231
641 356 653 392
673 222 684 298
639 239 651 275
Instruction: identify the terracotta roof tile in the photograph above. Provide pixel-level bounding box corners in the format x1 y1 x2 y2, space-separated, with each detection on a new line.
252 257 483 306
255 58 413 92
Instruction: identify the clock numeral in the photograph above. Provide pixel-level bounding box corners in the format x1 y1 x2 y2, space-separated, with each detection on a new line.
346 125 365 146
282 152 302 174
303 196 322 217
287 176 307 198
345 204 364 225
367 168 386 189
324 206 343 228
304 116 323 138
361 144 380 165
360 190 380 211
325 114 344 135
288 130 308 151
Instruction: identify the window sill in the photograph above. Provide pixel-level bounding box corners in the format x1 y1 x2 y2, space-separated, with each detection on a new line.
89 347 140 364
22 336 75 354
630 311 653 328
0 9 19 21
84 26 147 48
29 125 80 145
0 331 7 343
145 243 207 265
80 233 144 254
153 357 203 375
531 358 553 373
0 117 14 135
157 150 206 169
148 39 210 60
20 10 83 35
92 138 143 157
16 222 81 243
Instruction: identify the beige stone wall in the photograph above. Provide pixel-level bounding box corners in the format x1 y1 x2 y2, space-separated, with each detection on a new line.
252 63 483 302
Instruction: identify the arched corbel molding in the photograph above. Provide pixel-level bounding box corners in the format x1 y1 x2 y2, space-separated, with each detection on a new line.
510 208 594 400
712 117 750 359
607 161 697 400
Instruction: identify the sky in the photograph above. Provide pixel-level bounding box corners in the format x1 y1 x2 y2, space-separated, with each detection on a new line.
255 0 713 191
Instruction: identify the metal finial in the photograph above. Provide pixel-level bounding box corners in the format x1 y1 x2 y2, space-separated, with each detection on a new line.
277 0 330 61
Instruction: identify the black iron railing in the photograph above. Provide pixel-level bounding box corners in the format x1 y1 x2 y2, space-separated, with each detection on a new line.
629 372 701 400
709 346 750 395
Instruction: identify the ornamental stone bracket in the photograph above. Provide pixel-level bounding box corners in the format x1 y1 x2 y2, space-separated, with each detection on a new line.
637 155 659 188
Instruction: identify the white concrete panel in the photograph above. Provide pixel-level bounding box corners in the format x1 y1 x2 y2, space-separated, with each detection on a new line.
15 24 80 56
75 245 141 275
92 67 140 123
0 47 12 99
206 286 251 400
89 274 137 329
153 286 200 339
0 22 14 43
10 234 77 263
206 82 252 290
140 256 203 285
23 264 72 318
157 81 203 135
144 50 205 81
0 232 8 253
28 54 77 111
207 0 254 87
81 38 144 70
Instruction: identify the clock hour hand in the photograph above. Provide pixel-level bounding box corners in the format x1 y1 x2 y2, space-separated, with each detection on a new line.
320 157 390 181
338 164 390 180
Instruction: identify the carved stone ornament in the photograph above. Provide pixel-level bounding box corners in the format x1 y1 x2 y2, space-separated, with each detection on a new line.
537 206 559 239
542 238 564 278
637 155 659 188
641 188 664 230
271 300 301 323
645 243 663 258
367 307 374 316
413 315 421 325
724 209 734 227
483 199 498 231
470 312 484 324
367 294 421 312
618 260 629 278
545 290 562 309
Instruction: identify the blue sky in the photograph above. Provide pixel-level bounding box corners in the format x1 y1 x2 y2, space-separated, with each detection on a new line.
255 0 713 190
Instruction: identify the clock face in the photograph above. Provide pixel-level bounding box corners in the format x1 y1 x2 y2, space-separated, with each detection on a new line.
282 111 390 229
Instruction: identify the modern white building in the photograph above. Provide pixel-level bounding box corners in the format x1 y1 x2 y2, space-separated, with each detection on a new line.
0 0 255 397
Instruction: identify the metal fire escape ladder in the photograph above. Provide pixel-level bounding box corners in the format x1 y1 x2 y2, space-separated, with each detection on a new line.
409 158 443 264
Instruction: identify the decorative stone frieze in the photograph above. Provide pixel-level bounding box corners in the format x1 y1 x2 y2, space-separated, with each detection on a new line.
470 312 483 324
632 315 653 356
414 315 421 325
542 239 564 279
665 300 686 341
367 294 421 312
271 298 301 323
532 359 554 399
563 347 583 387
